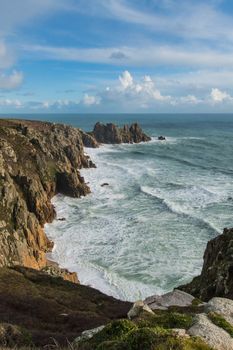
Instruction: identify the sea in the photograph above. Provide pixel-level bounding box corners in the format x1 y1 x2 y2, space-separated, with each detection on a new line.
4 113 233 301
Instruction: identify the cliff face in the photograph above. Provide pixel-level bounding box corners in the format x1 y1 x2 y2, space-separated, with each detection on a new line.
0 119 97 272
91 122 151 144
180 228 233 301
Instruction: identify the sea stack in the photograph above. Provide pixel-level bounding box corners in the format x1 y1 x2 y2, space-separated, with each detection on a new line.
91 122 151 144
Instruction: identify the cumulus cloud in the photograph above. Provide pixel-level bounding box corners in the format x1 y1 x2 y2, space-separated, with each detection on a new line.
116 71 170 102
82 94 101 106
210 88 233 103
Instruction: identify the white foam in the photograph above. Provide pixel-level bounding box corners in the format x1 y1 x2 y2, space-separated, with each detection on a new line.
45 137 233 301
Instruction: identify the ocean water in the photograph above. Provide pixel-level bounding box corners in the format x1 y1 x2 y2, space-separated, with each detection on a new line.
14 113 232 302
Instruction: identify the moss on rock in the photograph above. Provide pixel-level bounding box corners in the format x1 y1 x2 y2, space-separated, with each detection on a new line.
136 310 194 330
208 312 233 337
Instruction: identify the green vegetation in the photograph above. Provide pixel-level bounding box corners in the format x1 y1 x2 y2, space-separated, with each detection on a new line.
76 317 213 350
135 310 194 330
191 298 203 306
208 312 233 337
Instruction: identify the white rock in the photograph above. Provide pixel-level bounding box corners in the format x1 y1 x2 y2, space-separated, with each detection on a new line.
205 297 233 326
127 300 154 320
144 289 195 310
75 325 105 343
171 328 189 338
188 314 233 350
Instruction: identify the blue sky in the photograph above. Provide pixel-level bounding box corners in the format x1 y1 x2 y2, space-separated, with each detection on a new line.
1 0 233 113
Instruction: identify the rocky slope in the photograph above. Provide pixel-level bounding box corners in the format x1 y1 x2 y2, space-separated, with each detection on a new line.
0 119 98 278
179 228 233 301
0 266 131 347
91 122 151 144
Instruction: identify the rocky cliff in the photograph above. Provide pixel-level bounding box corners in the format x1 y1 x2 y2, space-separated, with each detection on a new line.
91 122 151 144
180 228 233 301
0 119 98 277
0 119 150 281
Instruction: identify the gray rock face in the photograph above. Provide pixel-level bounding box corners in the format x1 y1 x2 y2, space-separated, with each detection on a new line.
75 325 105 343
127 300 154 320
205 297 233 326
144 289 195 310
188 313 233 350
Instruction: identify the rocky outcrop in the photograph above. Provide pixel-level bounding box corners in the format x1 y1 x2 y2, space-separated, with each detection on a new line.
0 119 97 276
180 228 233 301
188 313 233 350
91 122 151 144
144 289 195 311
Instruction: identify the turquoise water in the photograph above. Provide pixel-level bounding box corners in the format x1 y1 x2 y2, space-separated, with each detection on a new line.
9 113 233 301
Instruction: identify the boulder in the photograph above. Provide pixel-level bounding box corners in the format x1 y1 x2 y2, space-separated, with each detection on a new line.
188 313 233 350
127 300 154 319
205 298 233 326
158 136 166 140
144 289 195 310
75 325 105 343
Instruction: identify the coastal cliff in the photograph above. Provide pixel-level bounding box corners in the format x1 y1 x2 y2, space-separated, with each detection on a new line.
0 119 150 279
180 228 233 301
0 119 98 278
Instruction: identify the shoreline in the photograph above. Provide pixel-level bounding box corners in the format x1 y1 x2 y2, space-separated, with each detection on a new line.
44 140 209 302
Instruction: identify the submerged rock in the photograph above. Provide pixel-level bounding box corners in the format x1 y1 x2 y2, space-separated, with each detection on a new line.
158 136 166 140
101 183 109 187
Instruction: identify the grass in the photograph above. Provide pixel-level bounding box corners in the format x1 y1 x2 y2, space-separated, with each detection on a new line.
135 310 194 330
76 317 213 350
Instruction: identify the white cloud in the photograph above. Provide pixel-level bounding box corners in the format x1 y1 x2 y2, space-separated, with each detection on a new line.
23 44 233 69
119 71 134 89
0 70 23 90
69 0 233 44
116 71 170 102
210 88 233 103
0 98 22 107
83 93 101 106
0 0 68 35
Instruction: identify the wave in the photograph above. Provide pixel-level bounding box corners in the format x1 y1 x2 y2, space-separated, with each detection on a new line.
140 185 222 234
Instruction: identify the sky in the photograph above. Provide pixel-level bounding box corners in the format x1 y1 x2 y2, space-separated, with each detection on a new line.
1 0 233 113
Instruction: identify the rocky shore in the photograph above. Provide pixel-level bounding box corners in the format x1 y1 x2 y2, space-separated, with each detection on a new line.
1 118 233 349
0 119 149 279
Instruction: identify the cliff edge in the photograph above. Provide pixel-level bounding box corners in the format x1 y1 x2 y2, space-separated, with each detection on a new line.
0 119 97 276
179 228 233 301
